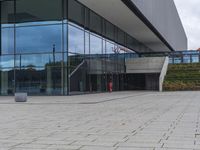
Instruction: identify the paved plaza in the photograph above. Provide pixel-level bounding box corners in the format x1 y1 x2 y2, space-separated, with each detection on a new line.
0 91 200 150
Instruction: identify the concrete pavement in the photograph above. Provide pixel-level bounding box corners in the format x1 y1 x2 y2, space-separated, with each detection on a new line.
0 91 199 150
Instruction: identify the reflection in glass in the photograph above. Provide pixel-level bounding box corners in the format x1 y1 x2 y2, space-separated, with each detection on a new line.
68 25 84 74
16 25 62 53
0 0 141 95
117 29 125 46
0 55 14 68
0 68 14 95
0 56 14 95
183 55 190 63
68 0 85 26
90 34 103 92
1 28 14 54
90 11 102 34
68 25 84 54
174 57 182 64
15 53 62 95
192 55 199 63
106 41 115 55
15 53 62 68
16 0 62 25
105 21 115 40
90 34 102 55
1 1 14 27
169 58 173 64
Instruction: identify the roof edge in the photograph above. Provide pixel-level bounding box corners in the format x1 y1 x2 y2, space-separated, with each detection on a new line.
121 0 174 52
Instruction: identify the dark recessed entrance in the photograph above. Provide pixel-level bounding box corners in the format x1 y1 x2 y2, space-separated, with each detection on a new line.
124 73 160 91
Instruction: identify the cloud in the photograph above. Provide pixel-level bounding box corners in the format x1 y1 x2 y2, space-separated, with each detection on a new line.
174 0 200 50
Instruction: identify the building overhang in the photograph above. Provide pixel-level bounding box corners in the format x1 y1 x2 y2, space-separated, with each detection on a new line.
78 0 174 53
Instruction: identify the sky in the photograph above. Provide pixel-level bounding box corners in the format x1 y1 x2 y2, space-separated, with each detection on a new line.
174 0 200 50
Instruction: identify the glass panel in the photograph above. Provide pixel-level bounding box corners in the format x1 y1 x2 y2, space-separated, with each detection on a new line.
106 21 115 40
68 0 85 27
117 29 125 46
90 34 103 92
0 68 14 95
16 24 62 53
169 58 173 64
15 53 62 68
174 56 182 64
69 63 87 93
85 31 90 55
1 28 14 54
106 41 115 54
16 0 62 25
90 11 102 35
90 34 102 55
68 25 84 54
85 8 90 29
15 53 62 95
192 55 199 63
0 55 14 95
0 55 14 69
1 1 14 27
68 25 84 73
68 25 86 93
0 0 14 95
63 24 68 52
63 52 68 95
183 55 190 63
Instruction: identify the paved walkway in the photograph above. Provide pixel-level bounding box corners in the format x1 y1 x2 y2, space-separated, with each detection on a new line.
0 91 200 150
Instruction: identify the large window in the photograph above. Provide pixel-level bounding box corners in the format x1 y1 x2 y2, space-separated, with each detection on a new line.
68 25 84 72
1 1 15 55
68 24 86 93
0 0 142 95
15 53 62 95
68 25 84 54
15 0 63 54
90 34 102 55
16 24 62 53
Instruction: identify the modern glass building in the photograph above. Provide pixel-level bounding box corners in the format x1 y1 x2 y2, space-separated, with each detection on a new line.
0 0 187 95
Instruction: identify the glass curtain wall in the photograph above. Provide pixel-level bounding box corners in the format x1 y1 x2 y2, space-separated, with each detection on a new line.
0 0 66 95
0 0 149 95
0 0 15 95
14 0 64 95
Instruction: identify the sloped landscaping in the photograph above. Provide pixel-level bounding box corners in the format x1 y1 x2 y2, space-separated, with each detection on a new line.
163 63 200 91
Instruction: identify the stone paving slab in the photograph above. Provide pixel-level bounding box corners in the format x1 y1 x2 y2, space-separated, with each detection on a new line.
0 91 200 149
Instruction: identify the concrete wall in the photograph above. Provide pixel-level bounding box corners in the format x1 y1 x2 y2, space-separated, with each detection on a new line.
131 0 187 50
126 57 169 91
159 57 169 91
126 57 166 74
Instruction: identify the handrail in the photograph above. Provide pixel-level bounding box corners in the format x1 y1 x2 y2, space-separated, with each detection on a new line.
69 60 85 78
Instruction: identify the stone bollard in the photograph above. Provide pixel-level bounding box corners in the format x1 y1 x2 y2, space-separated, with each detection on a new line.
15 93 27 102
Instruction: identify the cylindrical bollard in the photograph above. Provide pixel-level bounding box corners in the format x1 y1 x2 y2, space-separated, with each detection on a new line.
15 93 27 102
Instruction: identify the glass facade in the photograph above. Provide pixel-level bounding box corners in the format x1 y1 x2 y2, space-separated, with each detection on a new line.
169 51 200 64
0 0 150 95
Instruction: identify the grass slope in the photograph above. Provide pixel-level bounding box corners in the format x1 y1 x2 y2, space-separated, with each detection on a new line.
163 63 200 91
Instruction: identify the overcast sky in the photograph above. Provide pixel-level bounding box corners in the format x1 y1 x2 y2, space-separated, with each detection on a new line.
174 0 200 50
